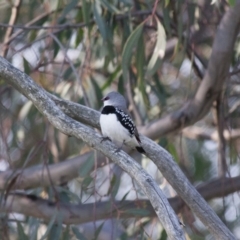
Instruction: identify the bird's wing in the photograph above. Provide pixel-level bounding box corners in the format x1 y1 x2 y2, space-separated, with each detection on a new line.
134 128 141 144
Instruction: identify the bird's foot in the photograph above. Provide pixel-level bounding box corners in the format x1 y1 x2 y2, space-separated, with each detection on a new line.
100 136 111 143
114 147 122 153
114 140 125 153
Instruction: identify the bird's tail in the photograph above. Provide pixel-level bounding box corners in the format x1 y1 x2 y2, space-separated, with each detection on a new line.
136 146 145 154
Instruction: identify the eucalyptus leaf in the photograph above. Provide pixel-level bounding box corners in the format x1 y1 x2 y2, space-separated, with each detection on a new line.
122 23 144 81
58 0 79 23
147 18 166 75
78 153 95 178
72 226 88 240
17 222 28 240
93 3 108 40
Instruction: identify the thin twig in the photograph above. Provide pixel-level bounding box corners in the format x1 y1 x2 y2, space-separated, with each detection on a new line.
1 0 22 57
215 96 227 176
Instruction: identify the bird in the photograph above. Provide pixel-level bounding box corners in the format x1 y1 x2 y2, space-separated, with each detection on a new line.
100 91 145 153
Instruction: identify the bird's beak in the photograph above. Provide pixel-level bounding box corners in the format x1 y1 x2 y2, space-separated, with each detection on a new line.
101 97 105 101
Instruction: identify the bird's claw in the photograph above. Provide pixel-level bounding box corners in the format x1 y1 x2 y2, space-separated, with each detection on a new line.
100 136 111 143
114 147 122 153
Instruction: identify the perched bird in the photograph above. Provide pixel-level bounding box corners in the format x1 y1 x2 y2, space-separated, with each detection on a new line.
100 91 145 153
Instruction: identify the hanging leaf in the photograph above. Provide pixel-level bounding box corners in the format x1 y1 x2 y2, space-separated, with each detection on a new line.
58 0 79 23
101 65 121 91
93 222 105 240
107 174 121 198
82 0 92 26
72 226 88 240
91 77 103 109
136 35 145 87
78 153 95 178
47 224 62 240
100 0 120 13
162 7 171 36
23 57 31 75
17 222 28 240
126 208 150 216
93 3 108 40
228 0 236 6
122 23 144 81
136 35 148 105
39 213 57 240
146 17 166 75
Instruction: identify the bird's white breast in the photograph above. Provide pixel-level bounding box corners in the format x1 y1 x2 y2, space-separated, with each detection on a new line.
100 113 138 148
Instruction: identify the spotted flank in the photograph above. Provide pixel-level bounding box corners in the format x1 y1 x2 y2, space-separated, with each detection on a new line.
114 108 135 136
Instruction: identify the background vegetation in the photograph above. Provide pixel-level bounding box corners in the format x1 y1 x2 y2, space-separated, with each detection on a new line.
0 0 240 239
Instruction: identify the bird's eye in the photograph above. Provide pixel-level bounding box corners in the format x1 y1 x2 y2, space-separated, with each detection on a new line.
101 96 109 101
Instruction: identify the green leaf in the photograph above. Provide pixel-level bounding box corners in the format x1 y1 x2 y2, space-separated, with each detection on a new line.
162 7 171 36
136 35 148 106
193 149 211 181
164 0 170 6
159 229 167 240
72 226 88 240
117 75 124 94
53 40 60 59
61 226 70 240
126 208 150 216
82 176 93 189
47 224 62 240
56 186 81 202
39 212 57 240
136 35 145 86
107 174 121 198
58 0 79 23
122 23 144 81
152 74 169 106
146 58 162 77
78 153 94 178
94 222 104 240
229 0 236 6
91 77 103 109
82 0 92 25
23 58 31 75
187 3 196 26
17 222 28 240
93 3 108 40
101 65 121 91
167 143 178 163
120 190 130 202
100 0 120 13
29 218 39 240
147 18 166 75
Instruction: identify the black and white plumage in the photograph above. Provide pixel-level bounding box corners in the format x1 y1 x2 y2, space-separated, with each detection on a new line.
100 92 145 153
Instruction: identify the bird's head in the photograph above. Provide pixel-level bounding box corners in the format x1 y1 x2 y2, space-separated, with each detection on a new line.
102 91 127 110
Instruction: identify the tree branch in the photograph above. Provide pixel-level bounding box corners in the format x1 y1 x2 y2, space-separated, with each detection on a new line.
1 0 22 57
0 62 184 239
2 176 239 225
0 152 107 190
182 126 240 142
138 2 240 140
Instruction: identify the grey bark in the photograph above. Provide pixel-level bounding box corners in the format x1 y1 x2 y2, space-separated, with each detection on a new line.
0 61 184 239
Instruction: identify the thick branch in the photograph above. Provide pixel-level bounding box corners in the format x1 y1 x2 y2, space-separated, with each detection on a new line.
0 152 106 190
2 176 240 224
139 2 240 139
182 126 240 142
0 60 184 239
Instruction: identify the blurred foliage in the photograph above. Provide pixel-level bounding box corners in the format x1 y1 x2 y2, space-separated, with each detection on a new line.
0 0 240 239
